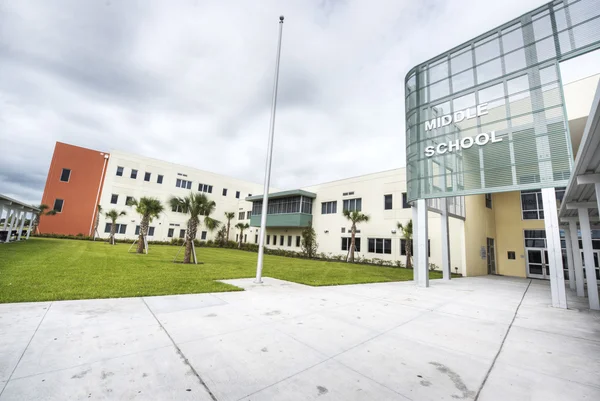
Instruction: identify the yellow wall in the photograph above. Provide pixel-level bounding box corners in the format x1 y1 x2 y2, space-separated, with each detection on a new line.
492 191 544 278
464 194 497 276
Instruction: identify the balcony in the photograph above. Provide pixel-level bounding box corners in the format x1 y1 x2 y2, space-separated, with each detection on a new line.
246 190 316 228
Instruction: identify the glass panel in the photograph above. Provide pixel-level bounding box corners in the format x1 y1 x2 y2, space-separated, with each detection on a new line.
529 265 544 275
429 79 450 101
451 47 473 73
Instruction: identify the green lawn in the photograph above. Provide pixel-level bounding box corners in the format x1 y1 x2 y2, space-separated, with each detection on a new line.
0 238 447 303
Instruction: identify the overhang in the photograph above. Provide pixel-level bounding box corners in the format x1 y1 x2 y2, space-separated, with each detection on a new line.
0 194 40 213
245 189 317 202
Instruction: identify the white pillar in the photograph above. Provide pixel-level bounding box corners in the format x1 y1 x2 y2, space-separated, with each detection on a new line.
568 220 585 297
2 207 10 231
596 183 600 211
5 210 17 243
541 188 567 309
26 212 33 239
440 198 451 281
17 211 26 240
416 198 429 288
578 208 599 310
0 205 4 227
412 203 419 283
563 227 576 291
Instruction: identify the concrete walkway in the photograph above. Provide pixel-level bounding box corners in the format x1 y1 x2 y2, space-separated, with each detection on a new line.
0 276 599 400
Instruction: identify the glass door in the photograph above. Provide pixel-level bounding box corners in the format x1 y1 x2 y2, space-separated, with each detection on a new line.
526 248 549 279
580 251 600 280
487 238 496 274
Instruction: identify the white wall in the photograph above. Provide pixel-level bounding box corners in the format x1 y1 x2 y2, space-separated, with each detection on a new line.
98 150 269 242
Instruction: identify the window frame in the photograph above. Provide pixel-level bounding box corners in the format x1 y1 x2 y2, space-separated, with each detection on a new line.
130 169 138 179
60 168 71 182
485 193 492 209
384 194 393 210
110 194 118 204
402 193 411 209
116 166 124 176
53 198 64 213
157 175 163 184
367 237 392 254
144 172 151 182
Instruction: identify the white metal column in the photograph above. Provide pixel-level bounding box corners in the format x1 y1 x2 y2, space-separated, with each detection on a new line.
17 211 26 240
578 208 600 310
5 210 16 243
440 198 451 280
416 198 429 288
541 188 567 309
26 212 33 239
412 203 419 283
568 220 585 297
2 207 10 232
563 226 576 291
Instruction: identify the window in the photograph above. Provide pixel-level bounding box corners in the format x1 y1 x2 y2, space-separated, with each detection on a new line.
135 225 140 235
485 193 492 209
252 196 313 215
247 211 252 219
198 183 213 193
157 175 163 184
125 196 134 206
255 235 258 244
53 199 64 213
273 235 277 245
244 234 247 243
148 227 155 236
60 168 71 182
524 230 546 248
280 236 284 246
176 179 192 189
201 231 207 240
131 169 138 179
368 238 392 254
384 194 393 210
507 251 516 260
236 234 239 242
402 193 411 209
401 239 430 257
296 236 301 247
167 228 174 238
110 194 118 204
521 188 565 219
287 236 292 247
236 191 240 199
116 166 124 176
341 237 361 252
223 188 228 196
343 198 362 212
342 191 355 196
267 235 270 245
179 229 186 238
321 201 337 214
104 223 127 234
171 205 184 213
144 172 151 182
239 211 245 220
341 227 345 233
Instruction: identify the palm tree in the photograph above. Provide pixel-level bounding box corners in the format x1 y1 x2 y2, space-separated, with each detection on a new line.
93 205 102 240
343 209 370 263
32 204 57 235
170 193 220 263
105 209 126 245
224 212 235 242
128 197 164 254
397 220 413 269
235 222 249 248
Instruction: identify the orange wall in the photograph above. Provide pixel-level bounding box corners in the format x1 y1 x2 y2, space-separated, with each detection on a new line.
39 142 109 235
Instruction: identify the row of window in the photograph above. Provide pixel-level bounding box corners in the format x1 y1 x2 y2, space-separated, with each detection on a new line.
116 166 164 184
340 237 431 256
265 234 302 247
252 196 314 216
321 193 412 215
238 211 252 220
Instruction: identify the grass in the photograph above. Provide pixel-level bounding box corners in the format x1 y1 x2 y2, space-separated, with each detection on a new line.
0 238 448 303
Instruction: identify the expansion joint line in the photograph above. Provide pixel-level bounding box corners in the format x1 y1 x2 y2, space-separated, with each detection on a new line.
474 279 532 401
141 298 219 401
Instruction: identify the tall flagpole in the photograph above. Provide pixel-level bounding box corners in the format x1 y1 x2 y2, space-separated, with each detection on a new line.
255 15 285 283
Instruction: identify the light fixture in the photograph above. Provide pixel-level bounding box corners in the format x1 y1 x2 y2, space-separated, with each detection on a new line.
324 230 329 233
391 229 397 234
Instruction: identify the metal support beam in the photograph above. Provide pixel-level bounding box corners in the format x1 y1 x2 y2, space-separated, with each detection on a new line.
17 211 26 240
2 207 10 232
568 220 585 297
576 174 600 185
412 203 419 283
596 183 600 212
440 198 451 280
5 210 16 243
566 202 597 210
541 188 567 309
416 198 429 288
578 208 600 310
563 227 576 291
26 211 33 240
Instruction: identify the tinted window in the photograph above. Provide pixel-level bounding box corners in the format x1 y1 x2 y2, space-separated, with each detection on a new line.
167 228 174 238
116 166 124 176
384 194 392 210
144 172 151 182
130 169 138 179
157 175 163 184
60 168 71 182
53 199 64 212
111 194 118 204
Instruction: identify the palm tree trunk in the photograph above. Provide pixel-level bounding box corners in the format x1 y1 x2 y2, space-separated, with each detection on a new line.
238 230 243 248
137 216 148 254
350 224 356 263
406 239 412 269
183 218 198 264
226 221 230 242
110 223 117 245
94 213 100 239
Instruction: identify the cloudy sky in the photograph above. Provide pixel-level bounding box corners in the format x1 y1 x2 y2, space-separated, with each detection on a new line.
1 0 594 204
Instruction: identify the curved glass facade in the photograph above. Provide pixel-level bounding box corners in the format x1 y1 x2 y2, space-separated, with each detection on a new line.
405 0 600 202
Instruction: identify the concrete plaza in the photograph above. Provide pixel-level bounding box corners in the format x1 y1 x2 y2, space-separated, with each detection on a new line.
1 276 599 400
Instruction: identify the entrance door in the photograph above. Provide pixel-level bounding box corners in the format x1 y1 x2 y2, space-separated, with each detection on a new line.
526 248 550 279
487 238 496 274
580 250 600 280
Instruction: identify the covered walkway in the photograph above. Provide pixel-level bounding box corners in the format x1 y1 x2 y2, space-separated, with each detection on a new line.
0 195 39 243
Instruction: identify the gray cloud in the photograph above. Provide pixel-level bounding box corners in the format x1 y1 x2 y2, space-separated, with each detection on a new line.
0 0 551 204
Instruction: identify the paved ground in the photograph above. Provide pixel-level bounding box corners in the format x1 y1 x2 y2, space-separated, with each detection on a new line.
0 276 599 401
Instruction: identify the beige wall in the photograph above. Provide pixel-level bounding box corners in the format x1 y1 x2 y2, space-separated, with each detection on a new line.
463 194 496 276
492 191 544 278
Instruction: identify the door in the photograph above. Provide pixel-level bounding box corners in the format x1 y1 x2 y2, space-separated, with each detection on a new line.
526 248 550 279
487 238 496 274
580 250 600 280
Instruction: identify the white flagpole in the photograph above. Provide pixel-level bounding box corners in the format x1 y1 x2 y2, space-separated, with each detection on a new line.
256 15 285 283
